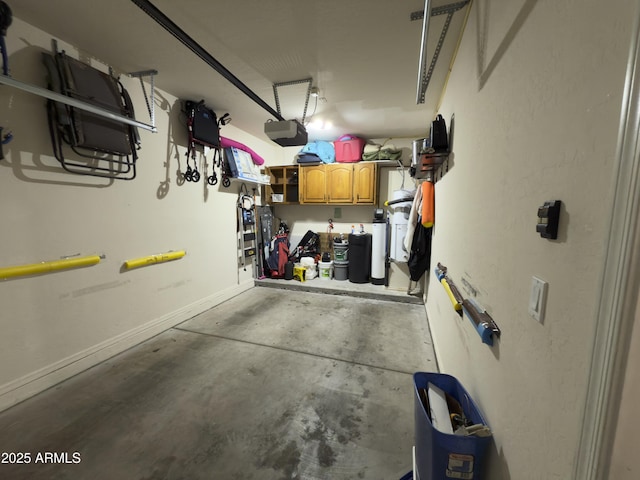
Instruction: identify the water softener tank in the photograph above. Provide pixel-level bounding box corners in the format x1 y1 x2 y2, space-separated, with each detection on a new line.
390 189 414 262
348 233 371 283
371 209 386 285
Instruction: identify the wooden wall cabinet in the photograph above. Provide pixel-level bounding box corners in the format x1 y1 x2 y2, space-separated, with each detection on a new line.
300 165 326 203
353 163 376 204
300 163 377 205
327 164 353 203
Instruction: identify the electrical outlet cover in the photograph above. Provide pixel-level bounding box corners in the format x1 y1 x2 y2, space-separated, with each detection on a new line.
529 276 548 323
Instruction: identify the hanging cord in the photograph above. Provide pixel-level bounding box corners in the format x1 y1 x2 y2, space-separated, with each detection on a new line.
304 94 318 127
397 159 406 190
326 218 337 255
238 183 253 210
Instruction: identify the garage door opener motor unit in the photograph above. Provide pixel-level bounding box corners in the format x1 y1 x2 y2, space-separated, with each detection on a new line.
264 77 314 147
264 119 307 147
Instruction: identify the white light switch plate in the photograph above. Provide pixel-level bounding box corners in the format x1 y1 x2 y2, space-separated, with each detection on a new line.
529 276 548 323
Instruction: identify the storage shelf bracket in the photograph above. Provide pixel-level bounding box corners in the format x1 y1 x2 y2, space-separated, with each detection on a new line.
0 72 158 133
411 0 471 21
462 299 501 346
436 262 501 346
128 69 158 130
272 77 313 124
413 0 471 104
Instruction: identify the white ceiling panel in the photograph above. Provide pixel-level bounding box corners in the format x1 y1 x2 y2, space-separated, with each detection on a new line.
10 0 469 142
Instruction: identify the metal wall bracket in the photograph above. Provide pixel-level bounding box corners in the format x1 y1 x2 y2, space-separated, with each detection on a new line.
411 0 470 21
272 78 313 124
128 69 158 130
414 0 471 104
0 73 158 133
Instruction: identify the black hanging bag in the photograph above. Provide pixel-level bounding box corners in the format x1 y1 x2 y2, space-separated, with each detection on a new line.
430 114 449 152
186 100 219 147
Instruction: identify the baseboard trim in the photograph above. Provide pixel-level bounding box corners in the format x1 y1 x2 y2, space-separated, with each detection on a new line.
0 280 254 413
425 302 445 373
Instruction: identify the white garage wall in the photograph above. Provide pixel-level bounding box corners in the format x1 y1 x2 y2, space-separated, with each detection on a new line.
0 17 282 411
608 290 640 479
427 0 634 478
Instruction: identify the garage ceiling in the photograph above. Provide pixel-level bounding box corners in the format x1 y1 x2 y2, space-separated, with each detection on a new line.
10 0 469 143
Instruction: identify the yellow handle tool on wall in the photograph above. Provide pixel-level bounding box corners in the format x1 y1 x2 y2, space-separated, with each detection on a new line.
441 278 463 311
124 250 186 270
0 255 102 280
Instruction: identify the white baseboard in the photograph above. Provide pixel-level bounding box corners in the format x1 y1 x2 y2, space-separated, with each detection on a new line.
425 302 445 372
0 279 254 413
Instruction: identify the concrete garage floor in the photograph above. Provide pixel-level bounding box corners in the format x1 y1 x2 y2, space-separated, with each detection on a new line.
0 286 437 480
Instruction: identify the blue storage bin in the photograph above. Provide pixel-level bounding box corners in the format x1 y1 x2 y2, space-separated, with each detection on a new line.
413 372 492 480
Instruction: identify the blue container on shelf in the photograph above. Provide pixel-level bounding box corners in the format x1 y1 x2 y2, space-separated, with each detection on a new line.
413 372 492 480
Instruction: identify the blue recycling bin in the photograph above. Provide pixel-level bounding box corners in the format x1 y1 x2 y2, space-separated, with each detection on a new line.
413 372 492 480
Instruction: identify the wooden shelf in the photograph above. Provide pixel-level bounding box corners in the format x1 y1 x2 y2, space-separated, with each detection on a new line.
264 165 299 204
415 152 449 177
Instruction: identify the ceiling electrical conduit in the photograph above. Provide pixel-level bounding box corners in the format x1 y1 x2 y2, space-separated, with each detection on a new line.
130 0 285 122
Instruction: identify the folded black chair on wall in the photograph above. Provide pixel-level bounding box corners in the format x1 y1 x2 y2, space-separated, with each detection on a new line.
42 51 140 180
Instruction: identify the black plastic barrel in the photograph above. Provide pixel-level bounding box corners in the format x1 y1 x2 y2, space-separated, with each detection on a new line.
284 261 294 280
348 233 371 283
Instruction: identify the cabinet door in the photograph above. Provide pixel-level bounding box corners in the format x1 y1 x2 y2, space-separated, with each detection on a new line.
300 165 326 203
353 163 376 204
327 164 353 203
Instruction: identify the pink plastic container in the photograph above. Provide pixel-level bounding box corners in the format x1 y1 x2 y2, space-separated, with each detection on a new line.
334 135 365 163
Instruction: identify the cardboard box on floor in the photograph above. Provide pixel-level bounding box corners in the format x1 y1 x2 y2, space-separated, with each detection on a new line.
317 232 349 261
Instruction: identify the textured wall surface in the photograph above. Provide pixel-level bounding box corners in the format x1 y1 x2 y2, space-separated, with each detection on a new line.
0 18 280 411
608 289 640 479
427 0 634 478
